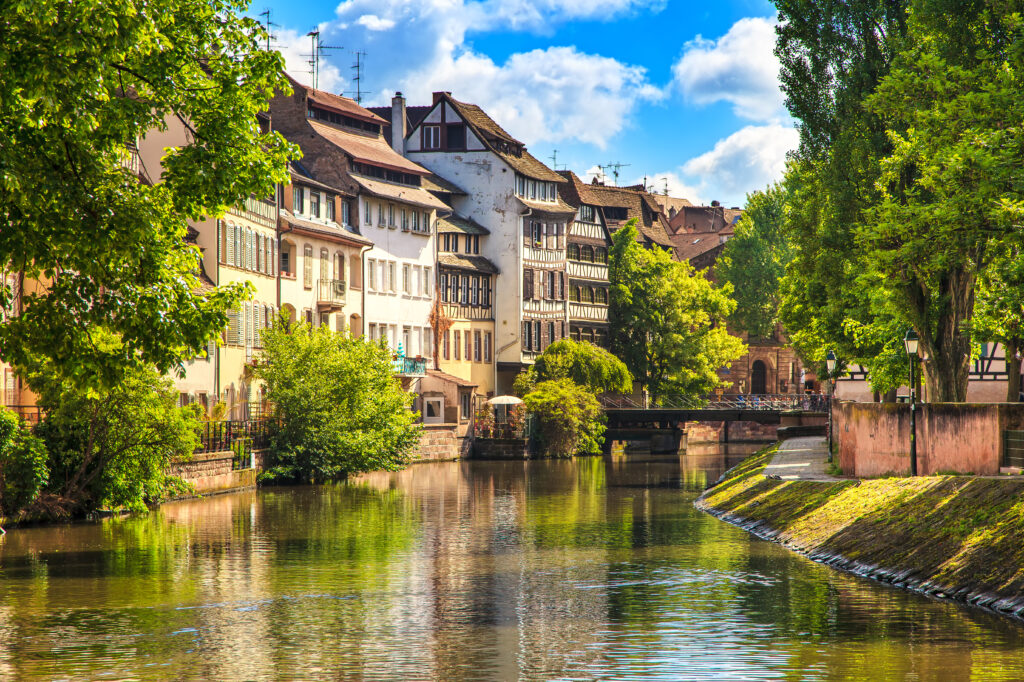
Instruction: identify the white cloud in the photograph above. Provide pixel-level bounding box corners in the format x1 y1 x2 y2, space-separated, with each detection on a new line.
291 0 664 147
355 15 396 31
671 17 785 122
679 124 798 205
633 172 706 206
275 28 347 93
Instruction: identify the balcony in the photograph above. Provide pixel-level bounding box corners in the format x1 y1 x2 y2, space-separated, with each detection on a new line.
393 356 427 377
317 279 346 310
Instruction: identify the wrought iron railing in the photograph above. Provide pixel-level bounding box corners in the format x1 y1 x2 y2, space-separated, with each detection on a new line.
196 417 276 455
317 279 346 306
599 393 830 412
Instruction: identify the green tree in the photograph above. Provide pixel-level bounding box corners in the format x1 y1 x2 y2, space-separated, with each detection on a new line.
516 339 632 397
523 379 606 457
859 1 1024 400
34 364 202 514
0 0 295 392
609 220 745 400
255 323 421 482
969 244 1024 402
0 408 48 518
717 184 793 337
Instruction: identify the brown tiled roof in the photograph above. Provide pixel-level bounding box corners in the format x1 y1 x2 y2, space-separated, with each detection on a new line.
438 253 499 274
350 173 451 211
559 171 675 251
670 231 726 262
437 213 489 235
440 96 564 183
426 368 478 388
367 104 433 143
285 73 386 125
280 211 374 246
195 267 217 293
517 196 577 216
669 205 743 235
653 195 694 215
308 119 428 176
421 172 466 196
289 163 353 196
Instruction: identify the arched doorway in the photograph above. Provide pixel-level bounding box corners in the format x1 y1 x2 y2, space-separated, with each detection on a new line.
751 360 767 395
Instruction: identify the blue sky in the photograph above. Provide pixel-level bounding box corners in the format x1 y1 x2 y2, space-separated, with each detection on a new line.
251 0 793 207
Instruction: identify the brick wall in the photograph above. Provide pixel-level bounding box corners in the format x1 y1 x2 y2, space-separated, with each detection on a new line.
412 424 466 462
685 421 779 443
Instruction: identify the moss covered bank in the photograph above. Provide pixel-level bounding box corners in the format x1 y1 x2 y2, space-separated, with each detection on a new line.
696 446 1024 621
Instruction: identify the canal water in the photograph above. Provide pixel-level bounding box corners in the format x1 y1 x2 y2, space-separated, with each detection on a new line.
2 445 1024 681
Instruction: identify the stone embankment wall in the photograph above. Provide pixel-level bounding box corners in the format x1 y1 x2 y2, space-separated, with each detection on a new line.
473 438 529 459
835 402 1024 476
698 447 1024 623
167 450 266 496
412 424 469 462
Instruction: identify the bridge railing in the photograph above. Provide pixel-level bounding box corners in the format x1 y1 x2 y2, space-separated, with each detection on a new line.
600 393 830 412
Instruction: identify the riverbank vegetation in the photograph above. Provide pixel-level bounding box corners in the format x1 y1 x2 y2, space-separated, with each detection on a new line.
699 448 1024 607
255 322 421 482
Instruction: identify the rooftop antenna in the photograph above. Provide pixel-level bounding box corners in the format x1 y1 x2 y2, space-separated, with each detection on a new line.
662 177 669 196
305 30 344 90
258 9 278 51
601 162 631 186
349 51 369 104
549 149 560 170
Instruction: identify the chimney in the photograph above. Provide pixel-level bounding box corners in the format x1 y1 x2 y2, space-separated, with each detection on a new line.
391 92 406 155
710 200 720 207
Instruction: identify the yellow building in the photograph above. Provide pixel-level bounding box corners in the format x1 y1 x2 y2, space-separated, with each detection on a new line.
436 214 498 404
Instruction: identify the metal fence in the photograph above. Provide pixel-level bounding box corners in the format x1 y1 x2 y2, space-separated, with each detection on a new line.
4 404 44 425
599 393 831 412
196 417 276 455
1003 430 1024 468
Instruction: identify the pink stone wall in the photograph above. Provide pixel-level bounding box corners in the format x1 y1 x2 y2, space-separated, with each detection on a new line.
835 402 1024 476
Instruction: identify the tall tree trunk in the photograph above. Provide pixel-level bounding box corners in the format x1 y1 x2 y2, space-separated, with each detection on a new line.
919 267 975 402
1007 338 1022 402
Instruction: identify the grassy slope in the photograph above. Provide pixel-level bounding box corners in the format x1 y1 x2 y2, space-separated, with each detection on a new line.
698 447 1024 598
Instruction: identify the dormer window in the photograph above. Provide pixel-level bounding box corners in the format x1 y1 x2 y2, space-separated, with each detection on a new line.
310 192 320 219
293 186 304 214
423 125 440 150
326 195 335 221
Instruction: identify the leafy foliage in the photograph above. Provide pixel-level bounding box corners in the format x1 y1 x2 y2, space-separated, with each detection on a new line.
717 184 793 338
0 408 49 518
0 0 295 392
970 244 1024 401
609 220 745 399
517 339 632 397
34 365 202 514
255 323 421 482
523 379 606 457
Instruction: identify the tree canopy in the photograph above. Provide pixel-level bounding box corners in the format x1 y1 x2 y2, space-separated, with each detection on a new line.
255 323 421 482
609 220 745 399
520 339 632 396
0 0 295 392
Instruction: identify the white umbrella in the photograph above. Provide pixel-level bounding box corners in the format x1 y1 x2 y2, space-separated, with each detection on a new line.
487 395 523 405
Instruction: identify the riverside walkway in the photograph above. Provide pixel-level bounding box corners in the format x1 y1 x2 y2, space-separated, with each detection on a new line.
764 436 838 481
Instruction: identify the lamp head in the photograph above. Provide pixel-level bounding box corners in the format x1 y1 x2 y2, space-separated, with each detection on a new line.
903 328 920 357
826 350 837 374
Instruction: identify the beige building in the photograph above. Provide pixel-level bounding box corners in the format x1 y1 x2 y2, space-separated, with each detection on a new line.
278 164 372 335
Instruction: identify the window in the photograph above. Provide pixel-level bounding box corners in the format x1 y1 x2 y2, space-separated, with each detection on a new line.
516 174 526 197
461 392 471 421
424 397 443 424
465 330 472 360
569 244 579 260
528 180 537 200
451 235 460 252
367 258 377 291
310 192 320 218
293 186 304 214
596 247 607 263
471 276 480 305
401 209 408 231
423 125 440 150
474 331 481 362
320 248 329 282
454 330 461 360
336 314 345 333
440 273 449 302
403 327 411 353
548 322 555 348
388 204 395 228
532 222 542 247
281 248 290 276
585 287 595 303
443 329 450 360
482 277 490 307
403 264 411 294
597 288 608 304
411 211 419 232
571 286 580 302
446 123 466 150
582 245 594 262
581 205 595 222
303 244 313 289
461 275 470 304
424 267 432 296
534 321 541 351
422 212 430 233
484 332 491 363
378 203 385 226
319 312 330 328
335 253 345 282
364 200 372 225
388 262 396 292
547 271 555 300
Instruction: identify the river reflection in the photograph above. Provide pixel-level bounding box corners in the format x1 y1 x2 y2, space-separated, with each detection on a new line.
1 445 1023 680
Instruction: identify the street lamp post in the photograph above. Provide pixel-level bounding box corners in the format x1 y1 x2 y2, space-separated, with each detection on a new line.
826 350 837 461
903 329 920 476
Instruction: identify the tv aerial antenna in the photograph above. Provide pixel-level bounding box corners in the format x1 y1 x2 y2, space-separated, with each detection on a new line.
348 51 370 104
305 30 344 90
599 162 630 186
258 9 278 51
